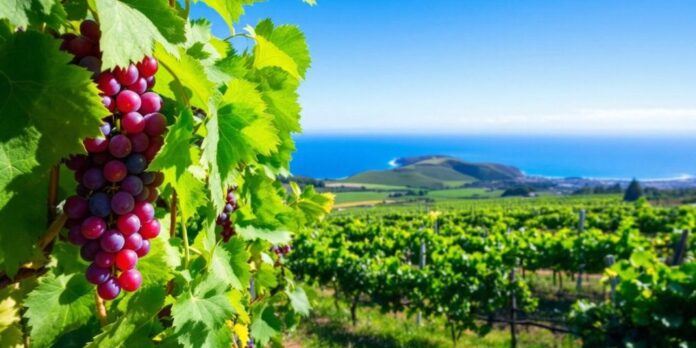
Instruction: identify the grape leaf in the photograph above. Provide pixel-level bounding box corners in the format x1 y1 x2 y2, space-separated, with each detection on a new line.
153 44 216 112
209 237 250 290
254 263 278 291
172 274 234 347
0 31 106 276
0 0 31 28
95 0 176 69
120 0 186 44
250 304 282 346
286 286 310 316
250 19 310 80
237 226 292 244
138 235 174 286
24 273 94 348
86 286 166 347
197 0 261 34
0 287 23 348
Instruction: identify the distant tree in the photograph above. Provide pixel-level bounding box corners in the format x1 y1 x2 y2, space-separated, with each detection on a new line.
624 179 643 202
502 186 533 197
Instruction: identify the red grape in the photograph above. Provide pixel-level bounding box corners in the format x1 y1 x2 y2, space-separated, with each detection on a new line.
132 201 154 223
111 191 135 215
117 213 141 235
115 249 138 271
97 72 121 96
122 112 145 134
97 278 121 300
81 216 107 239
104 160 127 182
79 20 101 41
137 56 158 77
116 90 141 113
139 219 160 239
136 240 151 257
127 77 148 94
129 132 150 152
118 269 142 292
124 232 143 250
139 93 162 114
115 64 139 86
64 196 88 219
84 137 108 153
94 251 115 268
108 134 132 158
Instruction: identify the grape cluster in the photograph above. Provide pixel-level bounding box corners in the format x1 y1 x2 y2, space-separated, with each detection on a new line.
216 187 239 242
271 245 292 257
60 20 166 300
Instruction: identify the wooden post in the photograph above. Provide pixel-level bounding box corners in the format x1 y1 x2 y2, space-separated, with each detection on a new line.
507 228 517 348
672 229 689 266
416 238 426 325
576 210 586 292
604 255 617 302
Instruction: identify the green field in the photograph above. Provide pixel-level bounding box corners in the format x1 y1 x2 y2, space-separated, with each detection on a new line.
333 191 392 204
427 187 503 199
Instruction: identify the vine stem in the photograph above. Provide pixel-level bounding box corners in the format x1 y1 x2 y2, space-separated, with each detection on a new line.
181 208 190 269
170 191 178 238
95 291 108 326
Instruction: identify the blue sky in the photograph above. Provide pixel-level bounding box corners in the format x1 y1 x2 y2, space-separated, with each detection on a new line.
191 1 696 135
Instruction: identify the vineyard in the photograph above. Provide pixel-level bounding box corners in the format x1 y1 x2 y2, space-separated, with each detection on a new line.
289 197 696 347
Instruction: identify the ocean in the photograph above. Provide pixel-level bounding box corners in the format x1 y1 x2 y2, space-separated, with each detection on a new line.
290 134 696 180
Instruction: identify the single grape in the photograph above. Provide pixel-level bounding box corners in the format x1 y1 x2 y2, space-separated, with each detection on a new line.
224 203 234 213
139 219 160 239
84 137 108 153
97 277 121 300
137 56 158 77
81 216 107 239
143 136 164 161
124 232 143 251
59 33 77 51
80 240 101 261
143 112 166 136
135 239 151 257
216 213 228 225
115 249 138 270
97 72 121 96
111 191 135 215
146 188 159 202
118 269 142 292
226 191 236 204
79 20 101 41
129 132 150 152
116 213 141 235
125 153 147 174
94 251 115 268
88 192 111 217
122 112 145 134
116 90 141 113
132 201 154 223
68 225 88 246
66 155 89 171
100 229 125 253
135 187 150 202
152 172 165 187
64 196 88 219
82 168 106 190
140 172 155 185
104 160 128 182
121 175 144 196
127 77 147 94
99 122 111 137
78 56 101 76
145 76 155 89
68 36 93 58
102 96 115 112
86 263 111 285
108 134 132 158
139 93 162 115
115 64 139 86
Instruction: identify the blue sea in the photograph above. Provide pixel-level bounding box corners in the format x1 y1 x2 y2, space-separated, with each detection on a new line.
290 134 696 180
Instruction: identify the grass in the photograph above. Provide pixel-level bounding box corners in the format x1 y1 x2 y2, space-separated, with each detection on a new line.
427 187 504 199
333 191 392 204
288 286 581 348
325 182 410 190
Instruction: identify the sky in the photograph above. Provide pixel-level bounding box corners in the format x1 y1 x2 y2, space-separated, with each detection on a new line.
191 0 696 135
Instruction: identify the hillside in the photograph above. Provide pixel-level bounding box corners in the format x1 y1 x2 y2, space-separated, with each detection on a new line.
340 155 523 189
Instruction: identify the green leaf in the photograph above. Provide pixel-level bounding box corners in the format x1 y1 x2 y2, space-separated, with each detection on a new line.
120 0 186 44
254 263 278 290
149 108 195 179
172 275 234 347
286 286 310 316
237 226 292 244
251 19 310 79
138 234 174 286
198 0 261 34
153 44 216 112
24 273 94 348
0 31 106 276
95 0 176 69
209 237 251 290
0 0 31 28
250 304 282 345
86 286 166 347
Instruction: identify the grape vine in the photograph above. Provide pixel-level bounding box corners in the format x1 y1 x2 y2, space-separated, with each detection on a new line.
0 0 330 347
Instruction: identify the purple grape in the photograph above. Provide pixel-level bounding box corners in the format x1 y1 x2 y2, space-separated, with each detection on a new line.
125 154 147 174
81 216 106 239
97 277 121 300
100 229 125 253
135 187 149 202
124 232 143 250
86 263 111 285
89 192 111 217
129 132 149 152
121 175 143 195
68 225 87 245
80 240 100 261
224 203 234 213
140 172 155 185
64 196 88 219
109 134 132 158
140 94 163 115
133 201 154 223
135 239 150 257
104 160 128 182
143 112 166 136
94 251 114 268
78 56 101 76
82 168 105 190
99 122 111 137
111 191 134 215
